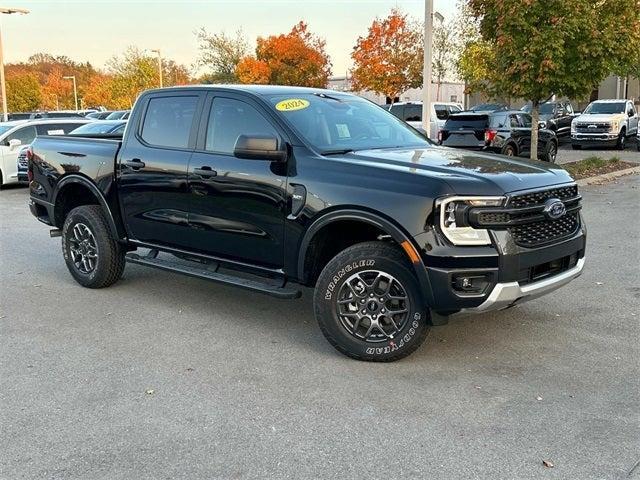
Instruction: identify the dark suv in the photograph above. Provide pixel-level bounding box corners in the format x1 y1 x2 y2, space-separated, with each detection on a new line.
438 111 558 162
522 101 575 138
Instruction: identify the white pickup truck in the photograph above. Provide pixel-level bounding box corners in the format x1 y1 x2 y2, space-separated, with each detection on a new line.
571 99 639 150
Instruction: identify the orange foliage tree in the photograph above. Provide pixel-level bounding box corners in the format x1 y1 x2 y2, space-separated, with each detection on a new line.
351 9 423 101
236 22 332 87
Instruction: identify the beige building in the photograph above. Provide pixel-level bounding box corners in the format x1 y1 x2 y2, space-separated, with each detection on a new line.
327 75 466 106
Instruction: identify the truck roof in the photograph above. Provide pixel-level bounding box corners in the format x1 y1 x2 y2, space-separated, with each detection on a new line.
143 84 360 98
590 99 629 103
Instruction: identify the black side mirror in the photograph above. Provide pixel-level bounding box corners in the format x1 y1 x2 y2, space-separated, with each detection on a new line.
233 135 287 162
629 111 635 118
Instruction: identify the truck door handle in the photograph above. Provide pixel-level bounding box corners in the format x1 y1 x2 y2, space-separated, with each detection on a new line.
123 158 145 170
193 166 217 178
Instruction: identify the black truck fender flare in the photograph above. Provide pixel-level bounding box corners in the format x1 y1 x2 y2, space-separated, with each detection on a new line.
52 175 121 240
296 209 436 308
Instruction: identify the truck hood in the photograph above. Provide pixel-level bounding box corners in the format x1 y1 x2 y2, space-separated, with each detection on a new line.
574 113 625 123
343 146 574 196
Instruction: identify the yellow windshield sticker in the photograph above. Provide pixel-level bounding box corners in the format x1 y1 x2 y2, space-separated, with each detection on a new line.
275 98 310 112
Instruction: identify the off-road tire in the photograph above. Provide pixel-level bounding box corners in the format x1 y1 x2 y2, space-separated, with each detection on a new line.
313 241 430 362
62 205 125 288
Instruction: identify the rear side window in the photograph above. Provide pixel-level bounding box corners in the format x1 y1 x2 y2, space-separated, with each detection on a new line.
36 123 84 135
444 115 488 130
388 104 404 120
205 97 278 154
434 104 448 120
518 113 532 128
141 96 198 148
7 125 37 145
404 105 421 122
489 114 507 128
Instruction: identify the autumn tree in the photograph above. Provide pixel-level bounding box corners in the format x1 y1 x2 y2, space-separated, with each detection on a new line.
460 0 640 160
432 20 457 100
5 70 42 112
195 28 248 83
351 9 423 102
236 22 331 87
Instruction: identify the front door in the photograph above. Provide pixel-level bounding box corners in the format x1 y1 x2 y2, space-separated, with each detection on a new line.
185 93 288 269
117 91 204 249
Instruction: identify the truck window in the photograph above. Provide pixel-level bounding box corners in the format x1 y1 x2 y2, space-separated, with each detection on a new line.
388 104 404 120
404 105 421 122
434 105 448 120
141 96 198 148
205 97 278 154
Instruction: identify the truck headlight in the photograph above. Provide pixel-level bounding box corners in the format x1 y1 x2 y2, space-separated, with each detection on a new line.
437 196 505 246
571 121 577 133
611 121 618 132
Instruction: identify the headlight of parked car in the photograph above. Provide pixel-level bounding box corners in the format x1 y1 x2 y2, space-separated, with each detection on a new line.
437 196 505 246
611 121 619 132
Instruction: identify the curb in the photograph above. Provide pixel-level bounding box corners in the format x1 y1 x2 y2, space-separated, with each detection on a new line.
576 166 640 186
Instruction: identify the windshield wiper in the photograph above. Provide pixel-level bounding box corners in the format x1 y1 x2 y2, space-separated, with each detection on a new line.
313 92 344 102
321 148 355 155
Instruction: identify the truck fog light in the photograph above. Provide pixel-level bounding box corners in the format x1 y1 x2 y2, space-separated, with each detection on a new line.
452 273 491 294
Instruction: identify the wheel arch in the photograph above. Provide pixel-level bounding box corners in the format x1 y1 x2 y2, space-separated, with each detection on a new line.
296 208 435 307
52 175 122 240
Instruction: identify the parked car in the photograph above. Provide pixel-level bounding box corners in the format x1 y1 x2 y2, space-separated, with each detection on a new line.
467 103 509 113
2 118 92 185
571 99 639 150
522 100 576 138
637 128 640 151
438 111 558 162
86 111 113 120
387 101 463 139
27 85 586 362
7 112 34 121
68 120 127 136
105 110 130 120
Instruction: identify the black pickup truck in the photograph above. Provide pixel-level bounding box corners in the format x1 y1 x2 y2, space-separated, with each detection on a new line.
27 85 586 362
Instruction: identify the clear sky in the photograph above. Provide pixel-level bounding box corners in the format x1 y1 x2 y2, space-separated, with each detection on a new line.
2 0 458 75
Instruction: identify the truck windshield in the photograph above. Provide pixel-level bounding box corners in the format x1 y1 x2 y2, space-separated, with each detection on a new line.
267 94 430 154
522 103 555 114
583 102 626 114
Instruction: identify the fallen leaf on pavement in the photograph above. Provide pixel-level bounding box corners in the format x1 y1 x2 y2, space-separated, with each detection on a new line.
595 282 603 285
537 396 543 401
145 389 155 395
542 460 554 468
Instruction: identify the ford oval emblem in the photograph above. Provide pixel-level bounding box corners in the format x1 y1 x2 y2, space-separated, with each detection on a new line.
543 198 566 220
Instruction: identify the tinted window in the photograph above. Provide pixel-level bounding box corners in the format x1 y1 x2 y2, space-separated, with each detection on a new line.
434 105 448 120
68 122 122 134
489 114 507 128
583 102 626 114
36 123 85 135
388 105 404 120
447 105 462 115
509 115 520 128
518 113 533 128
206 97 278 154
141 96 198 148
112 124 126 135
404 105 422 122
7 125 37 145
443 115 489 130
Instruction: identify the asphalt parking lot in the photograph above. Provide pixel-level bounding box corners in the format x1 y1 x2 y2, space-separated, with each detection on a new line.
556 136 640 165
1 176 639 480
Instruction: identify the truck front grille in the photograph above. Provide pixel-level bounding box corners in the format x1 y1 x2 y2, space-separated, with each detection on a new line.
575 122 611 134
509 212 580 248
17 151 28 169
469 184 582 248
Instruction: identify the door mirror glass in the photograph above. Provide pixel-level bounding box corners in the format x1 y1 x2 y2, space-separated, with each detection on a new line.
234 135 286 162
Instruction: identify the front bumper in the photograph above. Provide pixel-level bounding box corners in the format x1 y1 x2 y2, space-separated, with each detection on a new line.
460 257 584 313
571 133 618 146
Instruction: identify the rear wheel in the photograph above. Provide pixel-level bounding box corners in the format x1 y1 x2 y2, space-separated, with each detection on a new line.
62 205 125 288
501 144 517 157
542 140 558 163
313 241 430 362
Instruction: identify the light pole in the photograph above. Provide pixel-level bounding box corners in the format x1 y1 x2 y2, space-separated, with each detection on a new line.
421 1 443 139
0 7 30 122
150 49 163 88
63 75 78 111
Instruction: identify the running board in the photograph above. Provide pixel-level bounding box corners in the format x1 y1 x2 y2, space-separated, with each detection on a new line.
125 253 301 299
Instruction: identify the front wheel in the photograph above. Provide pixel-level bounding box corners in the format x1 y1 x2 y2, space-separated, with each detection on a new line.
62 205 125 288
616 130 626 150
501 144 516 157
313 241 430 362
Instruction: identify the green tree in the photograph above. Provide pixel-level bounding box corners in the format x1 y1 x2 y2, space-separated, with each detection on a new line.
195 28 248 83
6 71 42 112
459 0 640 159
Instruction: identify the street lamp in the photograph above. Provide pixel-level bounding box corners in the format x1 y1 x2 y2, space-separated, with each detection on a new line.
63 75 78 111
0 7 30 122
150 49 163 88
421 1 444 139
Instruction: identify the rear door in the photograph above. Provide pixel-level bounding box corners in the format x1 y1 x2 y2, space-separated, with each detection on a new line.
511 113 532 155
117 91 204 249
2 124 37 183
184 92 288 268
